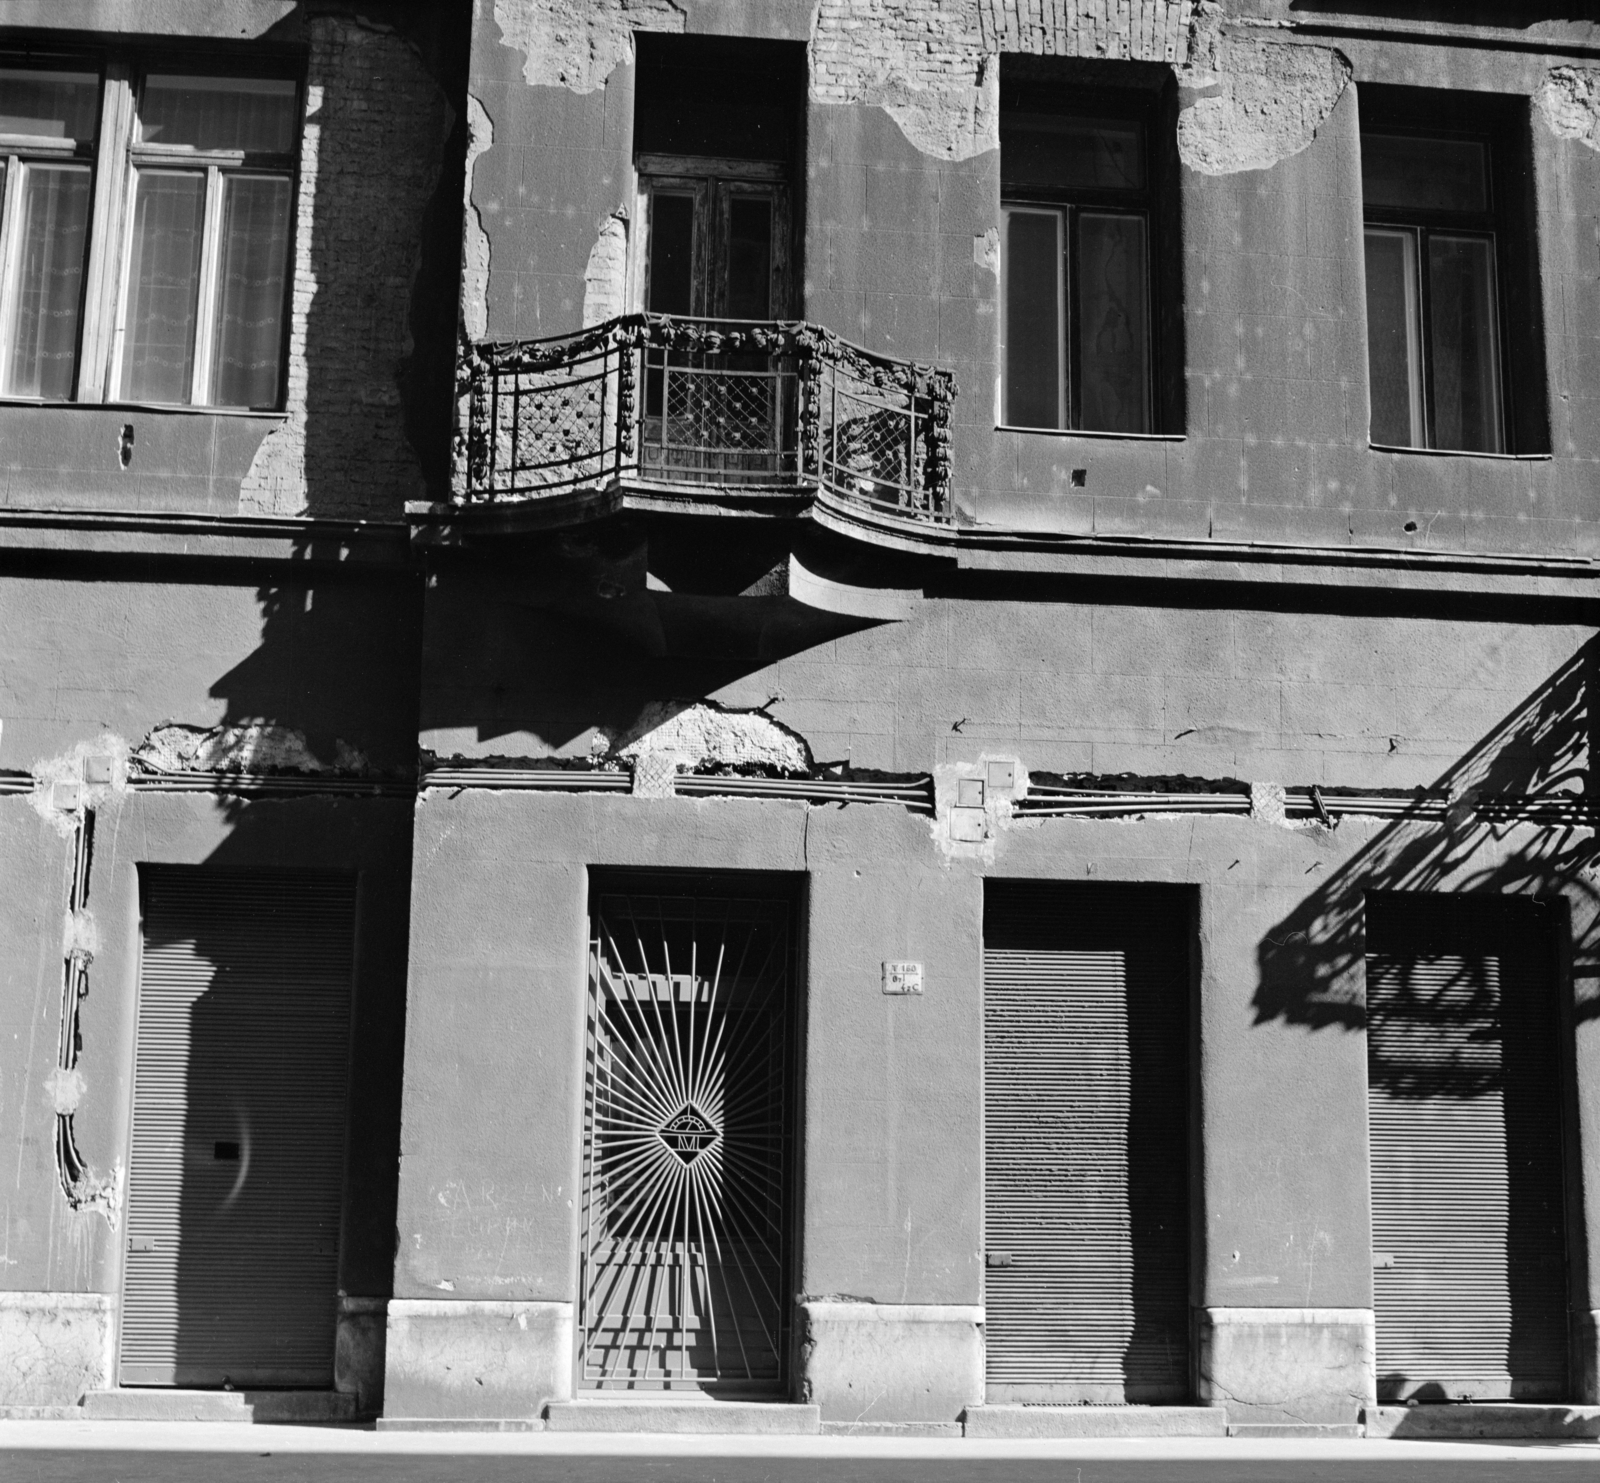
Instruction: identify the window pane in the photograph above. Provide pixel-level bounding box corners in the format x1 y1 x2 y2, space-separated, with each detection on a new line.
139 76 297 153
647 192 694 315
119 170 205 404
210 174 291 408
1003 208 1062 430
1363 134 1488 214
3 162 91 399
1364 228 1423 447
1428 234 1503 454
1002 114 1144 192
1075 211 1149 435
725 195 772 320
0 68 99 141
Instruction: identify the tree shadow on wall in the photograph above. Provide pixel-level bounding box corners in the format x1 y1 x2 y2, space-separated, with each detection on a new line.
1254 637 1600 1050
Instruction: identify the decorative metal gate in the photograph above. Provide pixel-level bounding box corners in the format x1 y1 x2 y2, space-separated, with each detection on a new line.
580 882 796 1391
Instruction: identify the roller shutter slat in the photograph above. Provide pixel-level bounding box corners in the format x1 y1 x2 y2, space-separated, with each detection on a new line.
983 885 1190 1400
120 869 357 1388
1366 895 1568 1402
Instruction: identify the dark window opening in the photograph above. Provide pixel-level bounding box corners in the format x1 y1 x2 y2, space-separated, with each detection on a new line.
1360 87 1547 456
1000 59 1183 437
634 34 802 166
634 36 803 324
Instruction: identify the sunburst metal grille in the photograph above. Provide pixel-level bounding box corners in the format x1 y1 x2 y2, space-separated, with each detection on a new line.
581 888 794 1390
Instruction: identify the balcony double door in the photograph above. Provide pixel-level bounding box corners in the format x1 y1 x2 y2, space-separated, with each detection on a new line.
639 160 794 484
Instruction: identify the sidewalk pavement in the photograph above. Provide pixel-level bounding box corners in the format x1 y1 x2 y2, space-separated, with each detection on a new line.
1 1421 1598 1482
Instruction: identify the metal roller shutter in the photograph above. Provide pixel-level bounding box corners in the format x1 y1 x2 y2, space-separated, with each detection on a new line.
983 882 1192 1403
1366 893 1569 1402
120 869 357 1388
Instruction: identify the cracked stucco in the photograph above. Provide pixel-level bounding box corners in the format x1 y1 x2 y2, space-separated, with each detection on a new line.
1177 38 1350 176
135 723 371 775
612 701 812 774
0 1294 113 1406
582 211 631 326
492 0 685 92
27 734 130 836
1538 66 1600 151
462 93 495 339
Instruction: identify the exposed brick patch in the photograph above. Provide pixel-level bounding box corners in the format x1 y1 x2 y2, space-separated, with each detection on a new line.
242 16 454 519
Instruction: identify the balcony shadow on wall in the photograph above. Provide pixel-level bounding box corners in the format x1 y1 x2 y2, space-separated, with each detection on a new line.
416 524 896 753
1254 639 1600 1050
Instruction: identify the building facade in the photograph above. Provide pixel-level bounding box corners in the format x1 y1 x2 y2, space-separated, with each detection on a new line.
2 0 1600 1438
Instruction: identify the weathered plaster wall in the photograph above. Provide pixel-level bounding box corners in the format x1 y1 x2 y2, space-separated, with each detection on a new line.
0 562 420 772
465 0 1600 556
0 563 420 1400
0 3 464 519
241 11 461 518
0 792 414 1315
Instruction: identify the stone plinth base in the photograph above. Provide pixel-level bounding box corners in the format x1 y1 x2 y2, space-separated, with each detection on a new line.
1198 1307 1374 1428
382 1298 572 1422
964 1404 1227 1438
799 1301 983 1427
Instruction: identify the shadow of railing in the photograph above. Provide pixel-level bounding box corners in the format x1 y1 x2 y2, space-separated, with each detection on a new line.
1255 640 1600 1052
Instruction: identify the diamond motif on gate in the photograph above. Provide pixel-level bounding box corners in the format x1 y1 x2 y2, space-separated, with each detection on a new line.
657 1104 717 1164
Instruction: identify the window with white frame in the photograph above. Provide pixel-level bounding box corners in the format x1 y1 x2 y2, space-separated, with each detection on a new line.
0 60 298 411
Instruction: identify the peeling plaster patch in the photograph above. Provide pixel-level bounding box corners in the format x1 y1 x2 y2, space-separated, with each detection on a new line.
62 907 99 962
973 227 1000 276
1178 40 1350 176
135 723 370 775
929 755 1029 862
810 11 998 162
493 0 685 92
612 701 812 774
583 212 630 327
462 93 495 340
811 2 1200 161
45 1066 86 1116
1538 67 1600 151
28 734 131 834
1250 781 1289 827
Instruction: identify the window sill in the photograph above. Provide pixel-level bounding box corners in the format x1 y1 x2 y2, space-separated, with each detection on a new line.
0 397 287 420
996 424 1185 443
1369 441 1551 463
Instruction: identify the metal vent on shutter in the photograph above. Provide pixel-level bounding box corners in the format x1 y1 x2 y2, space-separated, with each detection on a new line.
120 869 357 1388
983 882 1191 1403
1366 893 1569 1402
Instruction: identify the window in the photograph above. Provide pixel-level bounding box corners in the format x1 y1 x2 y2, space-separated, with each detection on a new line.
1360 91 1545 456
0 69 99 399
0 60 298 410
1000 71 1178 437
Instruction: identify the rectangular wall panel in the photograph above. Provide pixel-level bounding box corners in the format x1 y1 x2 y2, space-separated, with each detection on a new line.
983 882 1191 1403
1366 893 1569 1402
120 869 357 1388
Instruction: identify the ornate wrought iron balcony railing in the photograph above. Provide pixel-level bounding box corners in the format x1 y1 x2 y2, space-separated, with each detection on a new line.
454 314 956 526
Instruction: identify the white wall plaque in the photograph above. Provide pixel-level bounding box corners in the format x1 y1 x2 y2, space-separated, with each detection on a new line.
882 961 923 995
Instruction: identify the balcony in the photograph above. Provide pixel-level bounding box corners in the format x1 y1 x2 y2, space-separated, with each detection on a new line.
452 314 956 531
